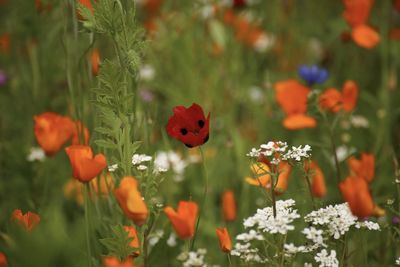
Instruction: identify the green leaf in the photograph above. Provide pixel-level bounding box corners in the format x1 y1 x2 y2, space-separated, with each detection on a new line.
95 139 117 149
99 224 136 260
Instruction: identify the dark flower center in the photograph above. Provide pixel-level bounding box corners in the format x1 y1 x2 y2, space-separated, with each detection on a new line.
198 120 205 128
180 128 188 135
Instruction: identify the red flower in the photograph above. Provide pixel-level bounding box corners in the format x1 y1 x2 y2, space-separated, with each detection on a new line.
11 209 40 232
166 103 210 148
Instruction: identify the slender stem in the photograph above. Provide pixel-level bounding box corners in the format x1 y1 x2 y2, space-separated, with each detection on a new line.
304 165 316 209
227 253 233 267
340 234 347 267
84 183 92 267
322 113 341 184
270 172 277 218
190 147 209 250
279 234 287 267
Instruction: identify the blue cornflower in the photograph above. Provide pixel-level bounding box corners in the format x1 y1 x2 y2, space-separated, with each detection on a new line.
298 65 329 86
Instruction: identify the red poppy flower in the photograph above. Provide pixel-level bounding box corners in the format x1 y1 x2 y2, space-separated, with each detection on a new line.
166 103 210 148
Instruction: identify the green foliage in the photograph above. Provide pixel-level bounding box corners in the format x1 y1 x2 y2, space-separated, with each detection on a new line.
99 224 136 260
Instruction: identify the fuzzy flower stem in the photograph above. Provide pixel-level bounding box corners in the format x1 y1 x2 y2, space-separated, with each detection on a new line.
322 112 341 184
304 163 316 209
271 172 277 218
190 147 209 250
84 184 92 267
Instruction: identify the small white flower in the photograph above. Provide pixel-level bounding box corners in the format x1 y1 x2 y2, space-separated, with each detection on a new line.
139 64 155 81
253 33 275 53
396 257 400 265
302 227 326 247
236 230 265 242
284 243 306 255
350 115 369 128
27 147 46 162
136 164 148 171
305 203 357 239
108 164 118 172
132 154 152 165
314 249 339 267
243 199 300 235
166 232 177 247
334 146 356 163
248 86 264 103
148 230 164 247
355 221 380 231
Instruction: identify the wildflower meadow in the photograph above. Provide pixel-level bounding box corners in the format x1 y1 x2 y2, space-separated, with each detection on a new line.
1 0 400 266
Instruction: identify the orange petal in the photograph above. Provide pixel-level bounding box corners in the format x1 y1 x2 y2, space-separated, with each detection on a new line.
351 24 380 49
283 114 317 130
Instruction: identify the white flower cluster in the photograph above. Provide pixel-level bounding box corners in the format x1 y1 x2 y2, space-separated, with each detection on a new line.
236 230 265 242
154 151 188 181
27 147 46 162
355 221 380 231
243 199 300 234
396 257 400 265
247 141 311 165
314 249 339 267
177 249 219 267
108 163 118 172
132 153 152 171
304 203 357 239
282 145 312 161
302 227 326 247
231 243 267 264
304 203 380 240
148 229 164 248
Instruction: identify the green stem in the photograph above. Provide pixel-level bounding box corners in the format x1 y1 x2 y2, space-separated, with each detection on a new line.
304 165 316 209
271 172 277 218
84 183 92 267
227 253 233 267
190 147 209 250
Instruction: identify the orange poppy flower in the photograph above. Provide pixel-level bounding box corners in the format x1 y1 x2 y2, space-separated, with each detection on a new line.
305 161 327 198
351 24 380 49
0 33 10 54
339 176 374 217
283 114 317 130
319 81 358 113
0 253 6 267
11 209 40 231
65 145 107 183
216 227 232 253
91 48 100 76
319 88 342 112
114 176 148 226
34 112 75 156
342 0 379 48
222 191 237 222
103 256 141 267
246 162 291 194
71 121 90 145
164 201 198 240
341 80 359 112
124 226 140 256
275 80 310 115
347 153 375 183
342 0 373 27
274 80 316 130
